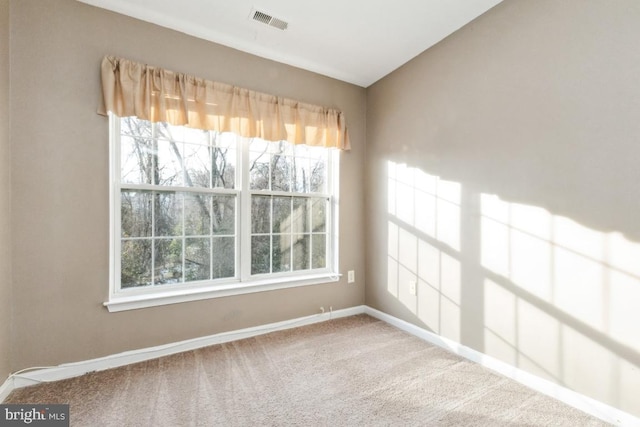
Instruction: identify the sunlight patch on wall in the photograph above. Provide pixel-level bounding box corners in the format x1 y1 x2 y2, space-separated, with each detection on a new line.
418 248 461 341
483 279 517 364
480 194 640 352
619 358 640 412
481 194 640 411
485 276 562 382
509 227 552 302
386 162 640 414
554 246 605 331
481 209 510 278
387 161 461 251
397 227 418 309
414 170 437 239
609 265 640 350
562 325 617 404
517 299 562 382
387 161 461 341
387 222 399 297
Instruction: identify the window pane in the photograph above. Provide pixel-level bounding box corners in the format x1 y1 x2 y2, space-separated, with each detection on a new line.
312 234 327 269
159 122 208 146
272 234 291 273
252 196 271 234
215 132 237 148
155 192 183 237
212 147 236 189
115 117 335 292
183 143 211 188
294 144 310 156
184 193 211 236
120 136 154 185
292 197 309 233
212 237 235 279
121 116 152 138
311 198 326 232
121 239 152 288
271 154 292 192
293 234 310 271
154 238 183 284
272 197 291 234
121 191 152 237
249 140 270 190
276 139 295 156
212 195 235 235
309 157 326 193
156 139 183 186
251 236 270 274
185 238 210 282
293 157 309 193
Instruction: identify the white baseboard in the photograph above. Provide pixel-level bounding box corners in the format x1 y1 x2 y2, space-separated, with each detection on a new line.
6 305 366 391
3 304 637 427
364 306 640 427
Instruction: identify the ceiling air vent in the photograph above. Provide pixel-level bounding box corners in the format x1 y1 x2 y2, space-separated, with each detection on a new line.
249 8 289 30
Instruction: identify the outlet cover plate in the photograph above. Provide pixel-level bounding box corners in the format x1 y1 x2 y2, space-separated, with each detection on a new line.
409 280 417 296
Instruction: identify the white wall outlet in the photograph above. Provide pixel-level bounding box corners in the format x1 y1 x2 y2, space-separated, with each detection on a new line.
347 270 355 283
409 280 417 296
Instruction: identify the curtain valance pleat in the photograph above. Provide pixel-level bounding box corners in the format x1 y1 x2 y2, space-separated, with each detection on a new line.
99 56 350 150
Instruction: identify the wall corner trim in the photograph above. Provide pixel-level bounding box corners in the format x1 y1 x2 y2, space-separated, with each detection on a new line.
363 306 640 427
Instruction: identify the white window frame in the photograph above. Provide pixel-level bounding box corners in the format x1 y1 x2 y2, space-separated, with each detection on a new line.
105 114 340 312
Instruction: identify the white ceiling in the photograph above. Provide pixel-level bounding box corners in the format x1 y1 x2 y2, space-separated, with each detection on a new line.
79 0 503 87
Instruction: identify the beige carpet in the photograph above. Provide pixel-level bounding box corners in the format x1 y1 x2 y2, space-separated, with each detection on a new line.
5 315 609 426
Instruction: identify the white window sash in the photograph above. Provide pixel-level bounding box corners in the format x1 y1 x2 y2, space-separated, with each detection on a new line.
106 114 340 312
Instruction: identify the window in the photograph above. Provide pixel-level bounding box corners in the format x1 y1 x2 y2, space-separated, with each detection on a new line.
107 115 339 311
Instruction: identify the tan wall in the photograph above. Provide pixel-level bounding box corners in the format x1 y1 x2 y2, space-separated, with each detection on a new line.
9 0 365 370
0 0 11 380
366 0 640 417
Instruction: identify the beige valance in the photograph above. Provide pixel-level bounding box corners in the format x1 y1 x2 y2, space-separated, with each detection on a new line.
100 56 350 150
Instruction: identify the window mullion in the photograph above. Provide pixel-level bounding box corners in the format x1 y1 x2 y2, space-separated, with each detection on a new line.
210 132 214 281
151 122 157 286
307 197 313 269
181 191 185 284
249 190 330 199
240 138 251 281
111 114 121 295
120 183 238 195
329 149 338 273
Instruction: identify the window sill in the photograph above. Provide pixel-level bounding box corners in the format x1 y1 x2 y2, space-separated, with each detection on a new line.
103 273 341 312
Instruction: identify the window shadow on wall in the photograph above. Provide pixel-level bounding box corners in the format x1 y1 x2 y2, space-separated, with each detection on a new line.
385 160 640 412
